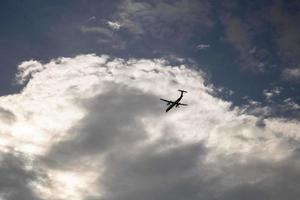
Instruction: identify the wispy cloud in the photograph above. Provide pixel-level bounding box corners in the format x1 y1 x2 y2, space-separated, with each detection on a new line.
0 106 16 124
116 0 213 36
221 13 268 72
263 87 282 100
80 26 112 35
282 68 300 83
78 0 214 54
266 0 300 82
196 44 210 50
107 21 121 31
79 25 126 49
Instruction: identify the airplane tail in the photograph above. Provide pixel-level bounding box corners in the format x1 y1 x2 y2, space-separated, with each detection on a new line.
178 90 187 93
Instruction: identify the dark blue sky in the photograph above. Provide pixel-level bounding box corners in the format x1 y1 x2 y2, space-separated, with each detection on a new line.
0 0 299 118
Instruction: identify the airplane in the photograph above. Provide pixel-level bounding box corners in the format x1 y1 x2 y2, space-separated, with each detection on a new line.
160 90 188 112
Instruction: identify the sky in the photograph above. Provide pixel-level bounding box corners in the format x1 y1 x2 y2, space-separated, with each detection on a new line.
0 0 300 200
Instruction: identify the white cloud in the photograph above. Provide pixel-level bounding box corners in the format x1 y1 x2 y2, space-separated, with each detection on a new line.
282 68 300 82
107 21 121 30
16 60 45 84
0 54 300 200
263 86 281 100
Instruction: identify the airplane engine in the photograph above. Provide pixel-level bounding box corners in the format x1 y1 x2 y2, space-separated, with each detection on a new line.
167 102 171 105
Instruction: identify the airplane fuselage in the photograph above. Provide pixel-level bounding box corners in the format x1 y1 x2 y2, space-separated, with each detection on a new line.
160 90 188 112
165 93 183 112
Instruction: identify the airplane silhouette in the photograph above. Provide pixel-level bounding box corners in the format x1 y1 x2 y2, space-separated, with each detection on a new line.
160 90 188 112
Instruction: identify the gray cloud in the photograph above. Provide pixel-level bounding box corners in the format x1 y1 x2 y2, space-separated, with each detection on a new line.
196 44 210 50
46 85 162 167
79 25 126 50
266 0 300 82
84 138 300 200
219 1 298 74
268 0 300 64
79 0 213 54
0 107 16 124
80 26 112 36
241 98 300 120
220 13 268 72
117 0 213 37
0 152 45 200
95 142 207 200
217 149 300 200
282 68 300 83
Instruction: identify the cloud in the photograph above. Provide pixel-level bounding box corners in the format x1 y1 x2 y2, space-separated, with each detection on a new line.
0 107 16 124
79 25 126 50
93 142 208 200
0 54 300 199
79 0 214 54
15 60 45 84
196 44 210 50
107 21 121 31
116 0 213 35
220 13 268 72
47 86 162 166
263 87 282 101
80 26 112 35
269 0 300 61
266 0 300 82
88 16 97 22
215 0 300 81
218 1 291 74
282 68 300 82
0 152 45 200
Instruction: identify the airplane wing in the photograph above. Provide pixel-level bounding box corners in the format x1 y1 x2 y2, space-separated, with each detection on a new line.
160 98 174 104
178 103 188 106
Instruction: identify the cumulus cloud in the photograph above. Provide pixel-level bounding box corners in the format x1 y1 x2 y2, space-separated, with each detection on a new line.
15 60 45 84
0 54 300 200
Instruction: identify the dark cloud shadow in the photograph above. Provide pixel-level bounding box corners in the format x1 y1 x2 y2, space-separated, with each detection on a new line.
45 84 163 168
87 141 209 200
0 106 16 124
0 152 46 200
85 143 300 200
